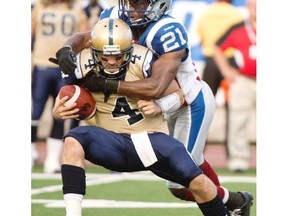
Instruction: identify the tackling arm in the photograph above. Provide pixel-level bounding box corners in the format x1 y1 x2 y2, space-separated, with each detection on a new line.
63 31 92 53
81 49 185 100
118 49 185 99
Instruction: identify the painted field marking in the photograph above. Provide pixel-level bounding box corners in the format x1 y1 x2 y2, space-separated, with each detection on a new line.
32 199 199 208
32 172 256 209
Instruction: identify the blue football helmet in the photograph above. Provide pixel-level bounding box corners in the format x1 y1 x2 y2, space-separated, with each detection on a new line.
118 0 172 26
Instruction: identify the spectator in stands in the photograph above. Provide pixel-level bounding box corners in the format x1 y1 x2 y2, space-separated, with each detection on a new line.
195 0 244 155
213 0 256 172
196 0 244 96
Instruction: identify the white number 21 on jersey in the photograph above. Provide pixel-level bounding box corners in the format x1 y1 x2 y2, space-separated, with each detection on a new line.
160 28 186 52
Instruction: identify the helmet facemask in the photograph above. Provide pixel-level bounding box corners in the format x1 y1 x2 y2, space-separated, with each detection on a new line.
90 18 134 79
91 45 133 77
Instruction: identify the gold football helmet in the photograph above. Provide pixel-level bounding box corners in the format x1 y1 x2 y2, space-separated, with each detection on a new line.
90 18 134 76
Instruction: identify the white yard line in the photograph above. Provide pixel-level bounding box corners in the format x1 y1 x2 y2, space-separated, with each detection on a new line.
32 199 199 208
32 172 256 195
32 172 256 209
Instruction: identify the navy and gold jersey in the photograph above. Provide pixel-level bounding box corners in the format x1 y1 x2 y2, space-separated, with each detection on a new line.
74 44 169 134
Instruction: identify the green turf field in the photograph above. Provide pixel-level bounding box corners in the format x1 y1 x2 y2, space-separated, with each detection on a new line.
32 165 256 216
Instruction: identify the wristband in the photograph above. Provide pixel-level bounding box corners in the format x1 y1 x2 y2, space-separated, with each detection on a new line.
105 79 120 93
154 92 182 114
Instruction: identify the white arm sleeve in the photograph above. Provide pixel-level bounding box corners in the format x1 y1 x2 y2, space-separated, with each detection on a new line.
154 92 182 114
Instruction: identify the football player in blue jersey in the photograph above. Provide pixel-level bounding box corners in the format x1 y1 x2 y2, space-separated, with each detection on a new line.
52 18 230 216
51 0 253 215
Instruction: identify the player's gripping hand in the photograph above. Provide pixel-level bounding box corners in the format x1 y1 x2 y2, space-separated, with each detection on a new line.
81 74 120 102
49 46 77 75
52 95 79 120
81 74 120 93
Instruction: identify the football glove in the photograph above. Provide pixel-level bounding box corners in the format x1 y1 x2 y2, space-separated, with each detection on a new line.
48 46 77 75
81 74 120 102
81 74 119 93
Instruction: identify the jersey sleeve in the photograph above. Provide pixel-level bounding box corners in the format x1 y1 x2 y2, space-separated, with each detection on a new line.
141 49 157 78
128 44 157 79
145 17 189 57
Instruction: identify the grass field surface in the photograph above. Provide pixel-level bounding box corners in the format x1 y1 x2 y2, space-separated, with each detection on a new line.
32 165 256 216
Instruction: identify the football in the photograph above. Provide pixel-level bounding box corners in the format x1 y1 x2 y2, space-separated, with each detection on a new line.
59 85 96 120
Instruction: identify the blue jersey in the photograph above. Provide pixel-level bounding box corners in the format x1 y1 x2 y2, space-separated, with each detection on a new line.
100 7 203 104
98 7 216 174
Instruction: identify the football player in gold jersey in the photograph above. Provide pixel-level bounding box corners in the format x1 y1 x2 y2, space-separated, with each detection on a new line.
52 18 230 216
31 0 90 173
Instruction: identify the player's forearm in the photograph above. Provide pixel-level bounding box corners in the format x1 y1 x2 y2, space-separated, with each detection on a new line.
118 78 166 99
118 56 180 99
63 31 91 53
